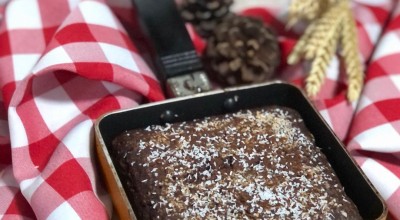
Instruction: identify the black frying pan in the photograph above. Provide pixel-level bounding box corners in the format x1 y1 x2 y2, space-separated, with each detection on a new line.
95 81 387 220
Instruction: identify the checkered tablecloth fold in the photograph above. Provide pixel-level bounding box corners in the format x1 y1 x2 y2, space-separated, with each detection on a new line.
347 2 400 218
1 0 163 219
1 0 399 219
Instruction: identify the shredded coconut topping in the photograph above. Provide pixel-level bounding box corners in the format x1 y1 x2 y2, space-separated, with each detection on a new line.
114 106 360 219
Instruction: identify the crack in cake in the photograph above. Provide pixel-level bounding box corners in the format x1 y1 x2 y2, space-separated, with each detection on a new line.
112 106 362 219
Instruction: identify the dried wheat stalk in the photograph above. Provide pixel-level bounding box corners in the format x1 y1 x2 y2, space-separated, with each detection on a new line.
340 1 363 101
287 0 363 101
305 2 345 97
287 22 317 65
287 0 330 28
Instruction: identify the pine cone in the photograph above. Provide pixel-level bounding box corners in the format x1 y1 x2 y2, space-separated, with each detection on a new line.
203 15 280 86
180 0 233 38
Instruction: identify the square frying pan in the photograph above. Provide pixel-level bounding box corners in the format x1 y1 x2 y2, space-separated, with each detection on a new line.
95 81 387 220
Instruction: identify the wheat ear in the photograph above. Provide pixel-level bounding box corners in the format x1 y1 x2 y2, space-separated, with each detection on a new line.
305 2 345 97
287 0 330 28
340 2 363 101
287 22 317 65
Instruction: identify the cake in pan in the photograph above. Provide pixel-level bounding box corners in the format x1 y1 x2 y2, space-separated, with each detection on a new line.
111 106 361 219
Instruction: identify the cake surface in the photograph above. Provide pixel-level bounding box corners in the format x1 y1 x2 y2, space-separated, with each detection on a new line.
112 106 361 219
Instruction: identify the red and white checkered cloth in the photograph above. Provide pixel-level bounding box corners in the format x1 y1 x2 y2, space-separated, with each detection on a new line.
0 0 399 219
0 0 164 219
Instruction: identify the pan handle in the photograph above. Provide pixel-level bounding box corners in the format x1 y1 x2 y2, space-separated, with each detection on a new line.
130 0 212 97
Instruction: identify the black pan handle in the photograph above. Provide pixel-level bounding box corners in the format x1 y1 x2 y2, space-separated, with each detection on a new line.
131 0 211 97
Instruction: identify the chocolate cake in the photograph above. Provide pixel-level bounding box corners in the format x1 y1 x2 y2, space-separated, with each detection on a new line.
112 106 361 219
